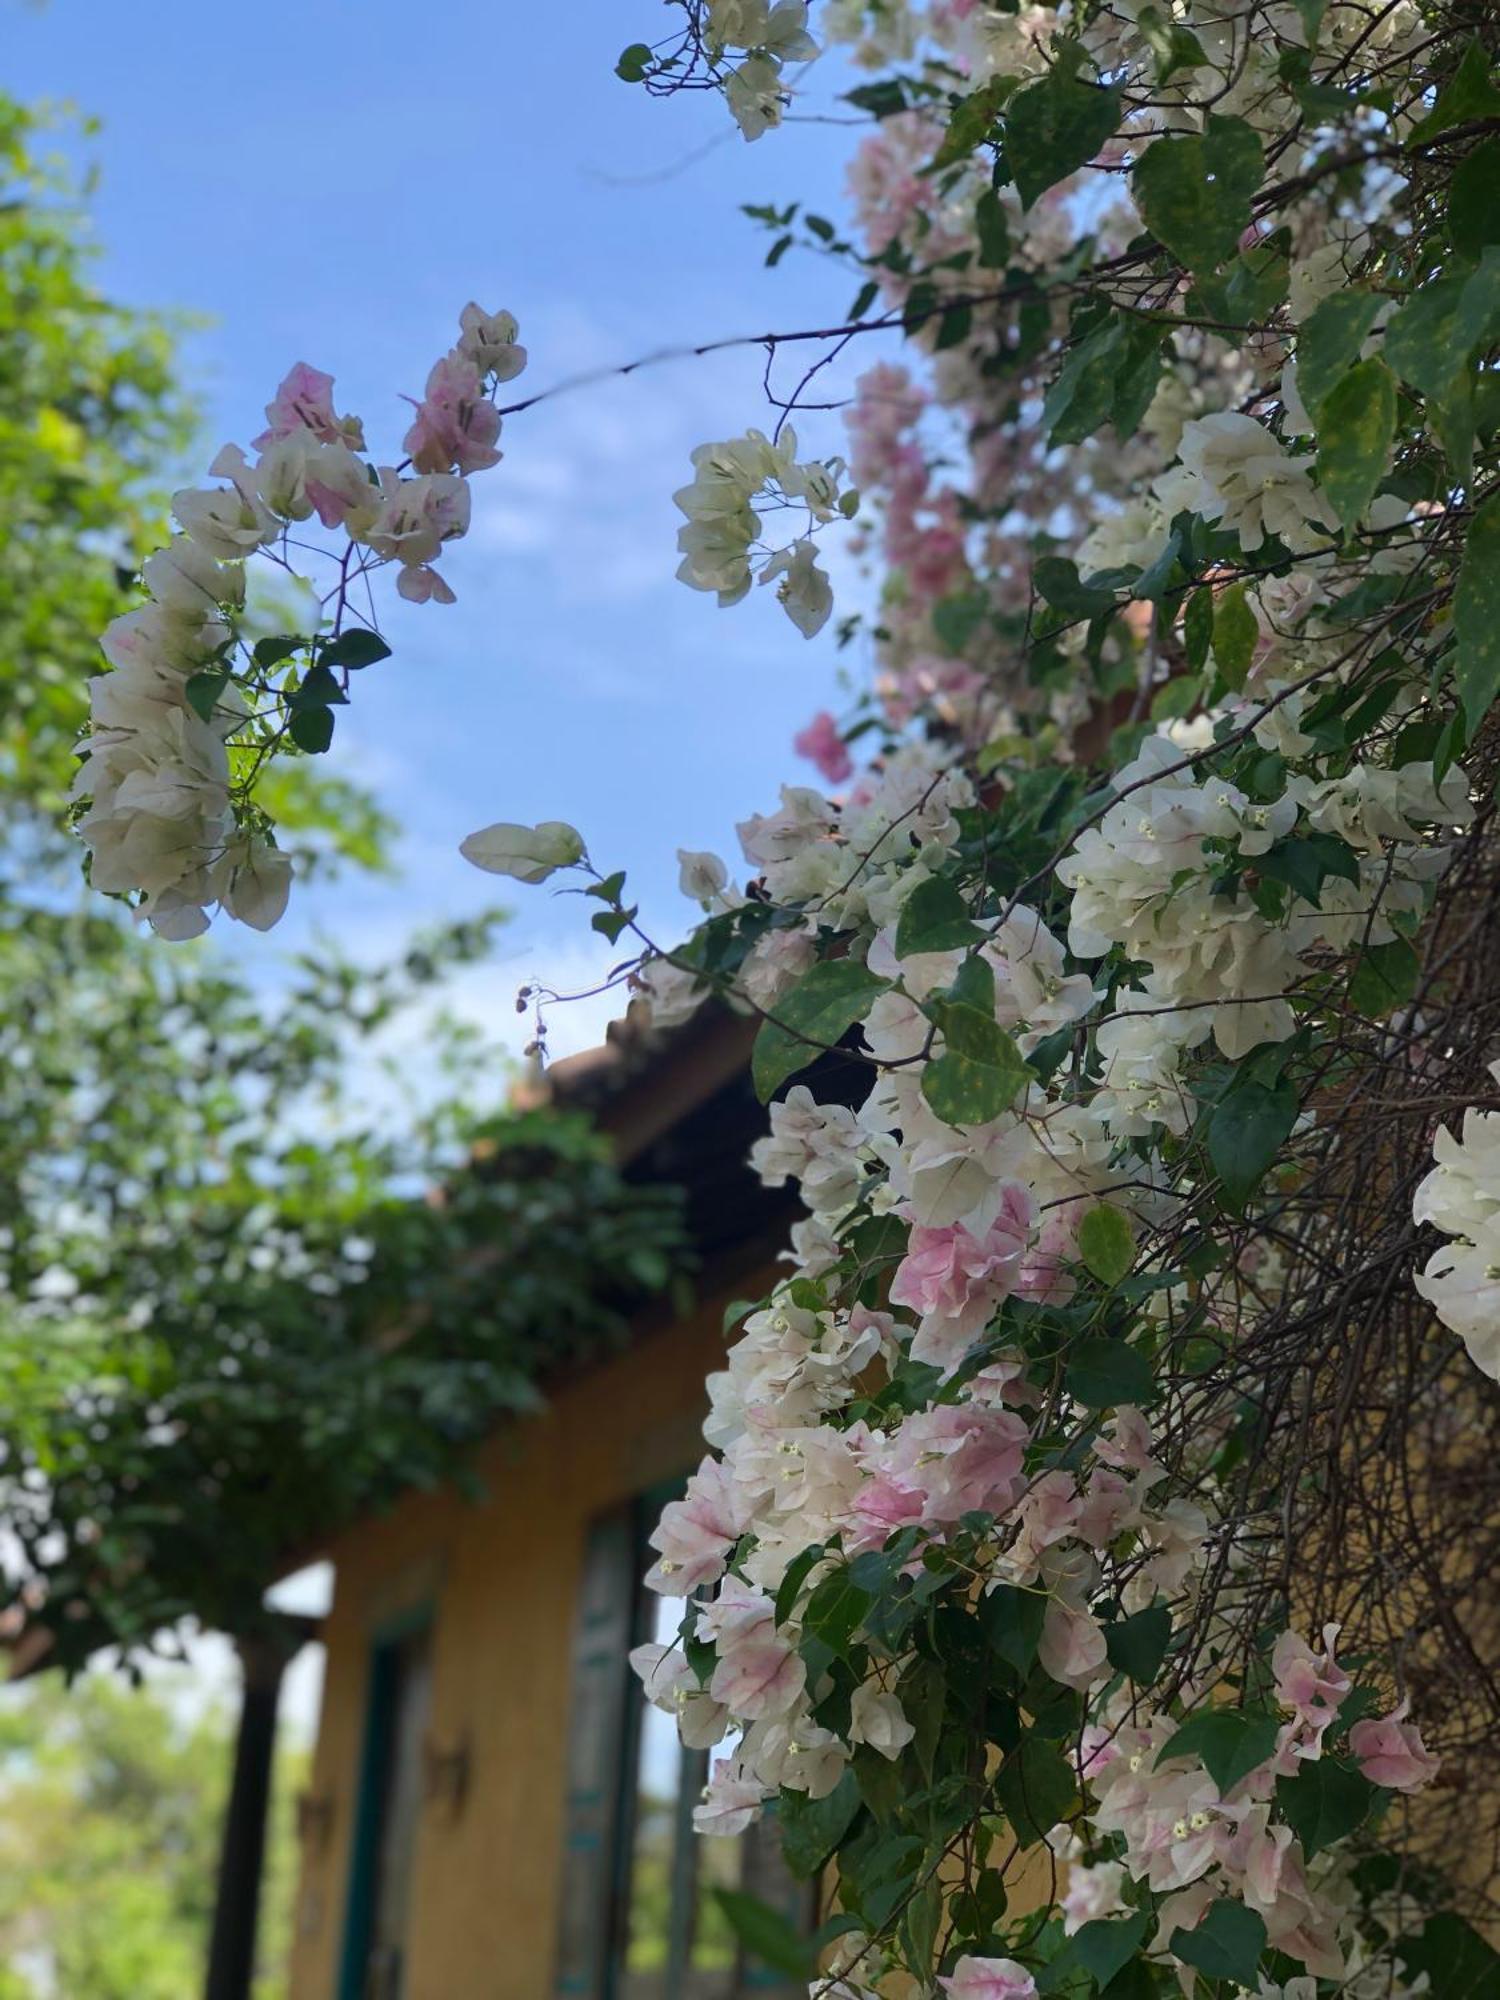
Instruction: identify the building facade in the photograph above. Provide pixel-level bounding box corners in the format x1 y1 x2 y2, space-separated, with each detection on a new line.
283 1009 827 2000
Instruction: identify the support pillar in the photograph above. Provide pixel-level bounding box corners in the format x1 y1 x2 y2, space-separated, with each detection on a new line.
204 1617 312 2000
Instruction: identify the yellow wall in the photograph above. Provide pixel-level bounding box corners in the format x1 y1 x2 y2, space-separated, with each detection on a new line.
285 1270 769 2000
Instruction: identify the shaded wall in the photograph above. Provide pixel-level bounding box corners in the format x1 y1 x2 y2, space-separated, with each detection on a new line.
285 1267 770 2000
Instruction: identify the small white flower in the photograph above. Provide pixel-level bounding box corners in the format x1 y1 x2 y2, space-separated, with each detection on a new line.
761 538 833 637
677 849 733 906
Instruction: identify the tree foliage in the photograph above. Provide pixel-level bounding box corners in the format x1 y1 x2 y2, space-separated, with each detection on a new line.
0 912 691 1668
0 1670 303 1999
0 90 690 1673
24 2 1500 1993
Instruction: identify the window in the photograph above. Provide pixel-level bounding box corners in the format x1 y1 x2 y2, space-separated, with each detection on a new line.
618 1590 746 1998
339 1615 435 2000
555 1495 809 2000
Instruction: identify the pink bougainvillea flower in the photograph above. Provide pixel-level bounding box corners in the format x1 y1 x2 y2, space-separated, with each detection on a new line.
792 709 853 785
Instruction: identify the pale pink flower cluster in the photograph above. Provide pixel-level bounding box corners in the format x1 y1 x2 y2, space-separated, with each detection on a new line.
1085 1625 1437 1984
633 755 1219 1843
623 697 1449 1986
79 305 523 933
792 709 853 786
847 113 979 264
844 363 987 729
939 1959 1037 2000
601 3 1468 1987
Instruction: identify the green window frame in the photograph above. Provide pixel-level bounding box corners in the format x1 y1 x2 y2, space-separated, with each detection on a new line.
337 1605 435 2000
554 1487 810 2000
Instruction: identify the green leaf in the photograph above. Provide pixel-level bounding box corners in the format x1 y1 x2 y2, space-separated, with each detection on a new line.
1043 323 1116 445
947 953 998 1013
1295 0 1329 42
1450 137 1500 261
933 592 989 652
288 706 335 754
1044 315 1163 447
252 633 301 670
1168 1899 1267 1989
976 187 1011 268
615 41 653 81
935 76 1010 169
1065 1337 1155 1408
1453 492 1500 729
1131 525 1186 604
1218 230 1290 326
951 1872 1011 1946
846 78 911 119
1274 1758 1376 1858
1158 1709 1280 1793
1316 356 1396 531
996 1736 1077 1847
1206 1077 1298 1210
901 1655 948 1779
320 627 391 670
1104 1604 1172 1684
902 1875 943 1967
1254 832 1360 907
774 1542 826 1626
1393 1915 1500 2000
1098 1960 1158 1999
1211 581 1258 691
184 668 231 723
591 907 634 944
1034 555 1120 620
1042 1912 1152 1992
778 1770 863 1879
852 1749 911 1830
1134 4 1206 83
287 661 349 709
801 1564 873 1657
1348 935 1420 1017
1409 38 1500 142
895 875 985 956
1296 289 1383 417
1382 251 1500 474
751 961 889 1102
1003 64 1124 209
1383 275 1470 402
1183 585 1214 671
1132 116 1263 274
1077 1203 1135 1285
979 1582 1048 1675
921 1003 1031 1127
1111 327 1167 438
936 303 974 351
712 1890 813 1979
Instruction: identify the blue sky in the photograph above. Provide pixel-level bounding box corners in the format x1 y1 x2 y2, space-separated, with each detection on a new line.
9 0 884 1063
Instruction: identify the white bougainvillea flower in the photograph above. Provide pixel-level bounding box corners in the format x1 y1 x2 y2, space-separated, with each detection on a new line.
760 537 833 636
725 54 790 139
1161 412 1338 554
458 819 585 882
456 303 528 383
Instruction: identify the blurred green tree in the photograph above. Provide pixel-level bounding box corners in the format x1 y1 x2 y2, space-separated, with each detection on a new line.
0 1671 304 1998
0 85 690 1672
0 91 392 871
